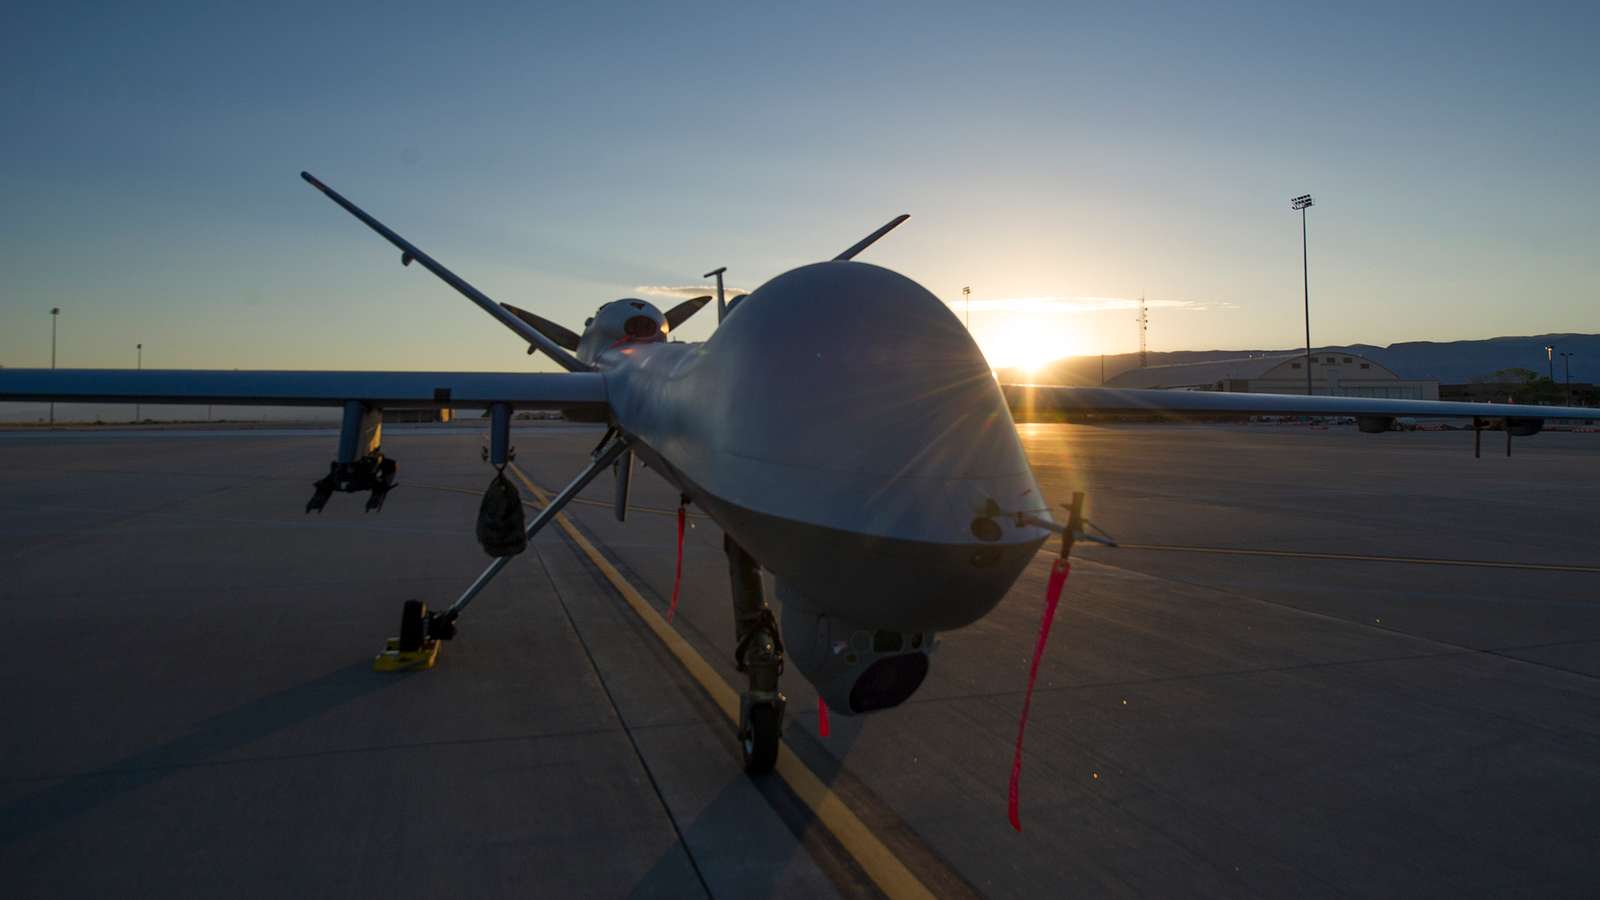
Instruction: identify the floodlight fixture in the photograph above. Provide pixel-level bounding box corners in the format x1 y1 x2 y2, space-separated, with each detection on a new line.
49 307 61 425
1291 194 1315 394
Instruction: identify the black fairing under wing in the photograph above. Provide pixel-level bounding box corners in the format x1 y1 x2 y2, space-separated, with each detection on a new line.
1001 385 1600 424
0 369 608 412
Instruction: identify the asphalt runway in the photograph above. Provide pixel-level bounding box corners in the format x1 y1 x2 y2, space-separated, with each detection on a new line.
2 422 1597 898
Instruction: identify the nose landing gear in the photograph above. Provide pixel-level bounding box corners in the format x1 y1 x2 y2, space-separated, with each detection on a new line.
728 536 786 773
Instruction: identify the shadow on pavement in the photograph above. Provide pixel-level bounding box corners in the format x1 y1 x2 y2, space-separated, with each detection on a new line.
0 661 395 848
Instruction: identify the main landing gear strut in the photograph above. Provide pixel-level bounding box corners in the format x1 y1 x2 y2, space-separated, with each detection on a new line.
308 401 398 513
727 534 786 773
373 429 631 671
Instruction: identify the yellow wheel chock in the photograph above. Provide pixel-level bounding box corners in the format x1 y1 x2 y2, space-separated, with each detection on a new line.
373 636 440 672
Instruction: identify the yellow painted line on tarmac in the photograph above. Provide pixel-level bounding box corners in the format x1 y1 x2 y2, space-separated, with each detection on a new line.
507 463 936 900
1100 543 1600 575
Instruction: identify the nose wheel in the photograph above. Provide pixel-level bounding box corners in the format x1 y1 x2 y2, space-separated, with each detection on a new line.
733 608 786 775
741 702 782 774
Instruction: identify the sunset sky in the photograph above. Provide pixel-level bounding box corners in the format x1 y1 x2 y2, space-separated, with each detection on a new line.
4 2 1596 376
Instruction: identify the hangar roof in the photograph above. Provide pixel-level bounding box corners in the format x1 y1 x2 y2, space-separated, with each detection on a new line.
1106 351 1401 389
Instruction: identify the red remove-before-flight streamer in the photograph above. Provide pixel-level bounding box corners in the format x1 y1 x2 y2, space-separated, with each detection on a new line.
668 503 686 621
1008 558 1071 831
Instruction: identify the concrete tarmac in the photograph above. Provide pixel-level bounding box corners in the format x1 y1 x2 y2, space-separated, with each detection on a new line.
2 422 1597 898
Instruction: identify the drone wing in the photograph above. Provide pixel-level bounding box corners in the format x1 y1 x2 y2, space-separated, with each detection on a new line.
1002 384 1600 431
0 368 607 412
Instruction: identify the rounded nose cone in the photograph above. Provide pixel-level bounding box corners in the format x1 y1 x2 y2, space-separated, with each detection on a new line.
708 261 1022 483
673 261 1049 629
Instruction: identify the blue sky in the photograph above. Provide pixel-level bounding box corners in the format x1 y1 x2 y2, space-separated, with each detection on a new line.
3 1 1596 375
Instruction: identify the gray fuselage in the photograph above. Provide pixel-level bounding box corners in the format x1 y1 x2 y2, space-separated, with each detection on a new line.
590 261 1051 633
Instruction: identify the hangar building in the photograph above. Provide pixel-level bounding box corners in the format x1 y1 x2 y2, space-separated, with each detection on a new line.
1105 351 1439 400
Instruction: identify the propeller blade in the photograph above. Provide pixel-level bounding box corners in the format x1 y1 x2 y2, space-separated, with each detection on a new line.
502 303 582 351
663 295 712 331
300 171 590 372
833 214 910 262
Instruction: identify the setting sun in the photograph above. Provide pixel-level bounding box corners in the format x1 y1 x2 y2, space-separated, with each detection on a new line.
971 318 1089 373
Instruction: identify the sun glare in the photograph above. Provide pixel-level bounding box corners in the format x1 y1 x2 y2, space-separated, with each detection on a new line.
974 320 1085 374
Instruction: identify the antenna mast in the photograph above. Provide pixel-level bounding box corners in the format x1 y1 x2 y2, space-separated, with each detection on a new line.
1137 296 1149 368
705 267 728 323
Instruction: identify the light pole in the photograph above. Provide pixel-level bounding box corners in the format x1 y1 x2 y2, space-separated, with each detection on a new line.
49 307 60 425
962 286 971 329
135 343 142 423
1290 194 1314 396
1559 351 1574 405
1544 345 1554 382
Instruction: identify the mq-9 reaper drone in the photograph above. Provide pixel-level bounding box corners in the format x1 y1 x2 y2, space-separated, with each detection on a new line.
6 173 1598 777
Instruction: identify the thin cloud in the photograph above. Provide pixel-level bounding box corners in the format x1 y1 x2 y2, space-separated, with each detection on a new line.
947 296 1238 314
636 284 753 300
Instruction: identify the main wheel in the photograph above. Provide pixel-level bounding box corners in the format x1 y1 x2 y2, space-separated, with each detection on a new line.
741 703 781 774
398 599 429 652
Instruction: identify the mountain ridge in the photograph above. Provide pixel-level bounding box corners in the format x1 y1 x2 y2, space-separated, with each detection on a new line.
1004 333 1597 386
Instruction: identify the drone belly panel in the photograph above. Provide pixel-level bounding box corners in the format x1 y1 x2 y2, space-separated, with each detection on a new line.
687 453 1048 631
